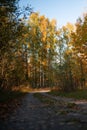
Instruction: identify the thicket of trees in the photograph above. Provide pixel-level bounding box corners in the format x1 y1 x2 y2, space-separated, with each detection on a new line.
0 0 87 91
0 0 31 89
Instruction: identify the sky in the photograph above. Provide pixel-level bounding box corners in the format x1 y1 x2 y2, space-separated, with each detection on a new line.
19 0 87 27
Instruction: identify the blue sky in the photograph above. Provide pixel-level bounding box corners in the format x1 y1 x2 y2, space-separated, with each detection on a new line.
19 0 87 27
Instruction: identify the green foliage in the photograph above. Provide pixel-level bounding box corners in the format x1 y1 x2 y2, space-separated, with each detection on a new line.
0 0 32 89
50 89 87 100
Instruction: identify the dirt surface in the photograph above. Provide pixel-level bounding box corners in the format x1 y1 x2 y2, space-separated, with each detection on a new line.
0 92 87 130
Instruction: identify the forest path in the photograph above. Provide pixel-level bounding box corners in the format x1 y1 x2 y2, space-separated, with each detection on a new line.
0 92 87 130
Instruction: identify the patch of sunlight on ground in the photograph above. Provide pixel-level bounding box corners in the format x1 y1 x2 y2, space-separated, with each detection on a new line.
29 89 51 93
13 86 51 93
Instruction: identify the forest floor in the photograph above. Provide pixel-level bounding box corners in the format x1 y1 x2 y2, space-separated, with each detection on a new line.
0 91 87 130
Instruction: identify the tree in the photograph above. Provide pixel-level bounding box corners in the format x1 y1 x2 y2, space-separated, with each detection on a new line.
55 23 77 91
22 12 57 88
0 0 32 89
71 14 87 88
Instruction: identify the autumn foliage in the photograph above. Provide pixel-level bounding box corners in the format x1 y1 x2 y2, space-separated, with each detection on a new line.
0 1 87 91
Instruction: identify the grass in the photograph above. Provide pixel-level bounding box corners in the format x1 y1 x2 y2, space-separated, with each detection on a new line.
34 93 55 105
49 89 87 100
0 89 26 103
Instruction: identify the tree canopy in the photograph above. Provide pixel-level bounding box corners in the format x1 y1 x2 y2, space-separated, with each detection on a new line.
0 0 87 91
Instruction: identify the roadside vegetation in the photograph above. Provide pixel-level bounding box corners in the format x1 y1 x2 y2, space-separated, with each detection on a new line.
0 89 27 103
50 89 87 100
34 93 55 105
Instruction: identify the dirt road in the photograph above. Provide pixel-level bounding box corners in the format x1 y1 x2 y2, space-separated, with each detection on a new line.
0 92 87 130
